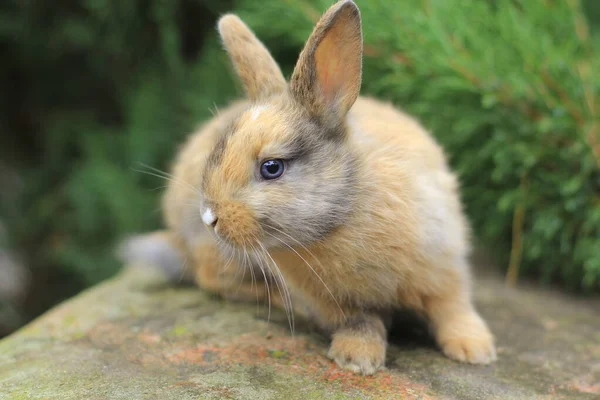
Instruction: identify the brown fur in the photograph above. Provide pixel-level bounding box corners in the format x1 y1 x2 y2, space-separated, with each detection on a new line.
130 0 496 375
218 15 286 100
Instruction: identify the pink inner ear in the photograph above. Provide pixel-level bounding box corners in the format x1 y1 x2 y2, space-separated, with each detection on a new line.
315 34 345 105
314 19 361 113
322 57 344 103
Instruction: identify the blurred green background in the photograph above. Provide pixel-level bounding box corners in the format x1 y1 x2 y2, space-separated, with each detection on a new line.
0 0 599 338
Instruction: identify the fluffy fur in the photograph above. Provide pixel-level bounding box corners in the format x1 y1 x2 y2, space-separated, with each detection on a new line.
122 0 496 375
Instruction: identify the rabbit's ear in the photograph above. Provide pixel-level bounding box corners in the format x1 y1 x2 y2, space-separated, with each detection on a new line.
290 0 362 128
218 14 286 101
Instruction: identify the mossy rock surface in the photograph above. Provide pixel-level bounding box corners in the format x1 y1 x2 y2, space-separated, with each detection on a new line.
1 264 598 400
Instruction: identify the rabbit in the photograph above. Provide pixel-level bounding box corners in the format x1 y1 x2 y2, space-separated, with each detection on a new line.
121 0 496 375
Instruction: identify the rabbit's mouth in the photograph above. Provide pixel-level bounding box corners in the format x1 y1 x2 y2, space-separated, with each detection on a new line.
199 199 262 248
210 224 282 253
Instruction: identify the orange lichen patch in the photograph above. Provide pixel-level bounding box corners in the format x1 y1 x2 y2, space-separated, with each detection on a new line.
549 374 600 397
71 315 434 399
318 365 434 400
85 321 131 348
167 345 225 364
563 376 600 394
165 332 434 400
138 332 162 345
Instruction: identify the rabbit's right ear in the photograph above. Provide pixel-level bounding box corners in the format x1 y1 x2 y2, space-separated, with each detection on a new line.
290 0 362 129
218 14 286 101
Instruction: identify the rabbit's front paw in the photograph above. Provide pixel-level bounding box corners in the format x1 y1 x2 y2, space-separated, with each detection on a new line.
440 333 496 364
426 292 497 365
327 331 386 375
436 311 497 364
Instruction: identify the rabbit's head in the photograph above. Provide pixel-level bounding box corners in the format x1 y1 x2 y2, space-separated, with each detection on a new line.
201 0 363 250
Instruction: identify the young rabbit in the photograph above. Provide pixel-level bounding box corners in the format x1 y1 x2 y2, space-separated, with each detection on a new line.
122 0 496 375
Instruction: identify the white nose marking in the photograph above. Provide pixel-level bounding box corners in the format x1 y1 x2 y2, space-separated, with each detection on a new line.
202 208 217 226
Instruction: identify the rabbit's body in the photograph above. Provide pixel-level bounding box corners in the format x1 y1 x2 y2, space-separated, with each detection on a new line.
124 0 496 375
167 95 468 308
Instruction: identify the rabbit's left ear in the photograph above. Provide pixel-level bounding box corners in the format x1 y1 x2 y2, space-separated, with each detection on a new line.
290 0 363 128
218 14 287 101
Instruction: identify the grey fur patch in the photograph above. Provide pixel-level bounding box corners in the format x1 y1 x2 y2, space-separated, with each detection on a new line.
117 234 191 283
205 119 239 171
345 314 387 337
258 115 360 245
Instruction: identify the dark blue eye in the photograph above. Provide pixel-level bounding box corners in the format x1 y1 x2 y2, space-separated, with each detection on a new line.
260 159 285 180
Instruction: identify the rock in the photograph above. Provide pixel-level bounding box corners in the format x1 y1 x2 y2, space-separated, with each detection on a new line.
0 264 598 400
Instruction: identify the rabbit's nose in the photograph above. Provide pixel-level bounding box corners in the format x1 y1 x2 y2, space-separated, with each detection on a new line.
202 207 218 227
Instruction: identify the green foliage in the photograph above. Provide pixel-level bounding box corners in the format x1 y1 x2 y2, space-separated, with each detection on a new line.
232 0 600 290
0 0 598 335
0 0 239 328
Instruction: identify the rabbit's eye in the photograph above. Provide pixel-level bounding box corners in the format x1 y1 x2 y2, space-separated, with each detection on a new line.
260 159 285 180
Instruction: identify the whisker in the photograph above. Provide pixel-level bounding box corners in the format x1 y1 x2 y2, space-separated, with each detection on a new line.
235 243 250 294
132 163 202 196
231 247 245 283
219 248 235 273
257 241 295 335
263 223 323 267
246 252 260 314
249 242 272 324
263 230 346 323
148 185 170 192
178 255 190 284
